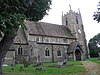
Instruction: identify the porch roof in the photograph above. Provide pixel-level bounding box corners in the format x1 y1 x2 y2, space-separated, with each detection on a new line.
67 41 83 53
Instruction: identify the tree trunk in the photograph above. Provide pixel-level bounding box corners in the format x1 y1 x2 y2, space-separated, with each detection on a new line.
0 28 18 75
0 35 16 75
0 59 2 75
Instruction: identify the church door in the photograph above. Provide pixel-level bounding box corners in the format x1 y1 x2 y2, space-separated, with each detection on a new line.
75 49 81 61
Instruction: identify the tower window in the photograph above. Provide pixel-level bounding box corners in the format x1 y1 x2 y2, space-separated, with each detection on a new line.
66 18 68 25
76 16 78 24
18 46 23 55
45 48 50 57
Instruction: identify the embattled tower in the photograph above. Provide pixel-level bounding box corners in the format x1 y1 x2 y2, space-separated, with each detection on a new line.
62 6 89 59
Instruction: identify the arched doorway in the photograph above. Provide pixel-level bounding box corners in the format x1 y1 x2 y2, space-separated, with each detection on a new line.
75 49 81 61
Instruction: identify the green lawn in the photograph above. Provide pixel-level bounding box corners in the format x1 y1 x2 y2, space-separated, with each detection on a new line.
67 61 83 65
87 58 100 64
3 61 86 75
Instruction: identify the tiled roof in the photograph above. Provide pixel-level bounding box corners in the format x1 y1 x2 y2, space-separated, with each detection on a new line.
13 21 75 44
67 41 79 53
25 21 75 38
67 41 83 53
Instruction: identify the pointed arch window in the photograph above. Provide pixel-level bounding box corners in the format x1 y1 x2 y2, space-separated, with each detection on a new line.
57 48 62 57
66 18 68 25
18 46 23 55
30 45 34 56
45 48 50 57
30 46 33 56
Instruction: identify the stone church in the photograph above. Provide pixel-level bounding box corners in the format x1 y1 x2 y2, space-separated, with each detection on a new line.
4 8 89 64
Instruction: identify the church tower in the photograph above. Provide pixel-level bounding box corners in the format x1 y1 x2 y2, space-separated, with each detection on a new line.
62 6 89 59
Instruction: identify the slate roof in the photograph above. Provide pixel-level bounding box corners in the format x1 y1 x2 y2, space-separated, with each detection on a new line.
67 41 83 53
25 21 75 38
13 21 75 44
67 41 79 53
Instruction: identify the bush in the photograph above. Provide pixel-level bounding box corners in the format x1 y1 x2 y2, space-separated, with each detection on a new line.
19 66 24 71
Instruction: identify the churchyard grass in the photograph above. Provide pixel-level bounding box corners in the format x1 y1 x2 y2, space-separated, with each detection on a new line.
87 58 100 64
67 61 83 65
2 61 86 75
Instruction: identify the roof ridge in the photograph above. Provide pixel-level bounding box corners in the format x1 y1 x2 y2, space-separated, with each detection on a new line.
40 22 62 26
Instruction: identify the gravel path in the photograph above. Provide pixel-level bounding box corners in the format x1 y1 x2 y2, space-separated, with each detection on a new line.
81 61 100 75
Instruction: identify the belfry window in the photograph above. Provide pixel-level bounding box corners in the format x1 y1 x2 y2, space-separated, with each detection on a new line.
76 16 78 24
66 18 68 25
45 48 50 57
18 46 23 55
57 48 61 56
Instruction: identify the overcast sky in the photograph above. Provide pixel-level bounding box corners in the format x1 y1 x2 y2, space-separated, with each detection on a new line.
42 0 100 43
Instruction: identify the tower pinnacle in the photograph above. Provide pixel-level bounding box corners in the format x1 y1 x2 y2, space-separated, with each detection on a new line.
69 5 72 10
78 8 81 13
62 11 63 16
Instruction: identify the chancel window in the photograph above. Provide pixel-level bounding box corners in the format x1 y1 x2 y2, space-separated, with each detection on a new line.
57 48 61 56
45 48 50 57
18 46 23 55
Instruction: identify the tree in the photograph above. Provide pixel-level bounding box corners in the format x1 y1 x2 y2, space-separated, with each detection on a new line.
0 0 52 74
93 2 100 22
88 33 100 57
